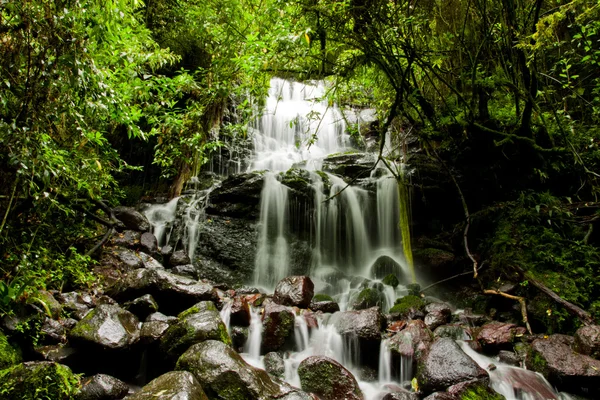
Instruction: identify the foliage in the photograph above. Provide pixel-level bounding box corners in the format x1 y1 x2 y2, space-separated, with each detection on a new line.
0 361 79 400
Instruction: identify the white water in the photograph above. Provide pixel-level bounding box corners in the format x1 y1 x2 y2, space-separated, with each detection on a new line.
243 306 264 368
143 197 179 247
220 299 233 335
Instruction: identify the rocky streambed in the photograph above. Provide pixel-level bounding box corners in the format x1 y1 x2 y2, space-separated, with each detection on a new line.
2 208 600 400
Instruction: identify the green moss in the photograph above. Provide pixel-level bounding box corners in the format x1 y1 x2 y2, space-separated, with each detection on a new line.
390 295 424 315
0 362 79 400
353 288 383 309
313 293 334 302
527 349 548 375
460 384 504 400
382 274 400 288
177 301 218 319
218 322 233 346
0 332 21 370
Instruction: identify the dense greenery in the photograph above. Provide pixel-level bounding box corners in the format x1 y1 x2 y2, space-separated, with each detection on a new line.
1 0 599 331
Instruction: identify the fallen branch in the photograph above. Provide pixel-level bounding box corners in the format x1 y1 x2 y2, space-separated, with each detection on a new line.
420 262 487 293
484 289 533 334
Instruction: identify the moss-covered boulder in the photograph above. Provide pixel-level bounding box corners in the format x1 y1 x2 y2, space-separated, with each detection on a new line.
126 371 208 400
176 340 284 400
389 295 425 319
447 379 503 400
261 302 295 353
352 287 384 310
371 255 404 279
330 307 384 342
264 352 285 378
160 301 231 361
69 304 140 350
0 331 21 370
0 361 79 400
382 274 400 288
298 356 363 400
76 373 129 400
312 294 334 302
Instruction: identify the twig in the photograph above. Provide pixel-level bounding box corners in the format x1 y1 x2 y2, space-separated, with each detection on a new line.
483 289 533 334
420 262 487 293
0 178 19 238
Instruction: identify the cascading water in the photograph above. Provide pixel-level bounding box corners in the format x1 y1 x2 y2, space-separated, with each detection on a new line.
143 197 179 247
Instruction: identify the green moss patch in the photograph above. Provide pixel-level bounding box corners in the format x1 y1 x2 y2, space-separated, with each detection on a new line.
390 295 424 315
0 362 79 400
0 332 21 370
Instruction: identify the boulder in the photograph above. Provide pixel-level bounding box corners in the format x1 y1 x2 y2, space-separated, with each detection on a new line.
446 379 500 399
330 307 384 342
0 361 79 400
389 295 425 321
160 301 230 361
140 321 170 345
110 230 142 248
34 344 78 364
113 206 151 232
382 274 400 288
146 312 178 324
69 304 140 350
264 352 285 378
35 290 63 319
273 276 315 308
110 268 215 315
56 291 93 320
371 255 404 279
322 152 375 181
456 311 489 326
140 232 159 255
124 294 159 320
111 247 144 270
310 300 340 314
171 264 200 280
0 331 22 369
527 335 600 395
424 311 448 331
40 317 67 344
76 373 129 400
262 302 295 353
169 250 191 267
230 296 251 327
126 371 208 400
389 319 433 361
476 322 526 351
206 172 265 219
574 325 600 359
421 394 456 400
433 325 471 341
416 337 488 393
176 340 284 399
352 287 385 310
381 392 419 400
139 252 164 270
297 356 363 400
497 350 521 366
424 303 453 316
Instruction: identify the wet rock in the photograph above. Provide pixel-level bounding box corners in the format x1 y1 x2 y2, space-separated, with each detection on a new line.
433 324 471 341
36 290 63 319
206 171 264 219
371 255 404 279
110 230 142 249
0 331 22 369
264 352 285 378
110 268 215 315
476 322 526 351
416 337 488 393
389 295 425 321
176 340 284 399
421 393 456 400
140 232 158 255
77 373 129 400
230 296 251 326
262 302 295 352
298 356 363 400
389 319 433 361
169 250 191 267
352 287 385 310
498 350 521 366
0 361 79 399
124 294 159 320
69 304 140 350
274 276 315 308
160 301 230 361
40 317 67 344
56 291 93 320
112 247 144 270
146 312 177 324
381 392 419 400
527 335 600 395
330 307 384 342
424 302 453 315
382 274 400 288
456 310 490 326
113 206 151 232
140 321 170 345
322 152 375 181
310 300 340 314
139 252 164 269
446 379 499 399
424 311 448 331
35 344 78 364
231 326 249 351
386 320 407 333
574 325 600 359
171 264 200 280
126 371 208 400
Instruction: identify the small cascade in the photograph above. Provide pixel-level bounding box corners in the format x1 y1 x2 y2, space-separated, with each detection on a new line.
244 306 263 368
376 173 400 250
378 338 392 384
254 173 290 290
294 313 310 352
143 197 179 247
183 187 210 260
219 299 233 335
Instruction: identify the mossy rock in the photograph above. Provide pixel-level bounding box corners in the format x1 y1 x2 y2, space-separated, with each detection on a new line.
459 383 504 400
0 332 22 370
312 293 334 302
0 361 79 400
390 295 425 315
298 356 362 400
352 288 384 310
382 274 400 288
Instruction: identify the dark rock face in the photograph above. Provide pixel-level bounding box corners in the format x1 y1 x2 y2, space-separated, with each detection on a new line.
322 152 375 181
370 255 404 280
352 287 385 310
40 317 67 344
527 335 600 395
140 232 158 255
140 321 170 345
298 356 363 400
476 322 526 351
77 373 129 400
574 325 600 359
310 300 340 314
176 340 284 400
171 264 200 280
262 302 295 353
433 325 471 341
416 337 488 393
69 304 140 350
230 296 251 327
124 294 159 320
113 206 151 232
330 307 384 342
112 247 144 270
110 230 142 248
456 311 489 327
34 344 78 364
126 371 208 400
273 276 315 308
0 361 79 400
206 172 265 219
160 301 230 361
264 352 285 378
110 268 215 315
169 250 191 267
389 319 433 361
424 311 448 331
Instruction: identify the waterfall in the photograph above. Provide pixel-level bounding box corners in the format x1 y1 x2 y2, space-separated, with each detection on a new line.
376 173 400 249
143 197 179 247
294 313 310 352
244 306 263 368
219 298 233 335
378 339 392 384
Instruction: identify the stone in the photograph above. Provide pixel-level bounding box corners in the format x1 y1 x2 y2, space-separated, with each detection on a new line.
352 287 385 310
310 300 340 314
140 321 170 345
424 302 453 315
381 392 419 400
527 335 600 396
264 352 285 378
424 311 448 331
330 307 384 342
298 356 363 400
0 331 21 369
110 268 215 315
389 295 425 321
110 230 142 249
273 276 315 308
146 312 177 324
176 340 284 399
371 255 404 279
69 304 140 350
230 326 249 351
56 291 92 320
35 290 63 319
113 206 151 232
389 319 433 361
171 264 200 280
169 250 191 267
139 252 164 270
206 172 265 219
416 337 488 393
382 274 400 288
140 232 158 255
446 379 500 399
456 311 490 326
421 393 456 400
126 371 208 400
476 322 526 351
433 325 471 341
574 325 600 359
76 373 129 400
0 361 79 400
124 294 159 320
262 302 295 352
159 301 230 361
230 296 251 327
498 350 521 366
34 344 78 364
322 152 376 181
40 317 67 344
112 247 144 270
